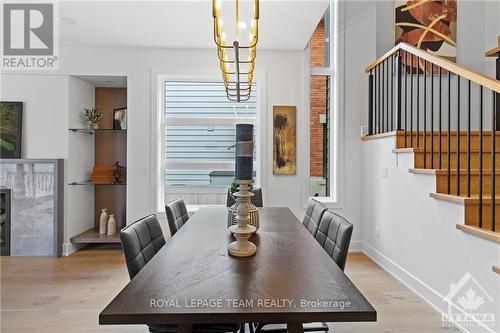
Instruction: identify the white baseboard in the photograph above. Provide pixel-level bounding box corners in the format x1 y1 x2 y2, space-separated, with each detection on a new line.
62 242 84 256
348 240 363 252
361 242 494 333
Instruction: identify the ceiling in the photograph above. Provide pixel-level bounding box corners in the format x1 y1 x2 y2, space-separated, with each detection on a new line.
59 1 329 50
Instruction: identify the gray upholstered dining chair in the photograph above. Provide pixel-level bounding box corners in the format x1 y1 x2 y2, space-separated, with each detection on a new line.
314 210 354 271
120 214 241 333
165 198 189 237
255 209 354 333
302 199 327 237
226 187 263 207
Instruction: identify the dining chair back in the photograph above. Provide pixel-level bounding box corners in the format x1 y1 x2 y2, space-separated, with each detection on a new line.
120 214 166 279
315 210 353 271
165 198 189 236
226 187 263 207
302 199 327 237
121 214 240 333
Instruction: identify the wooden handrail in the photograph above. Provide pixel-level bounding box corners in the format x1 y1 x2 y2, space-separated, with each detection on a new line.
365 42 500 94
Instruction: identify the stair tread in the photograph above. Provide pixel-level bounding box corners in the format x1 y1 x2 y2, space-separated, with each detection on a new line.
410 168 500 175
430 192 500 204
456 224 500 243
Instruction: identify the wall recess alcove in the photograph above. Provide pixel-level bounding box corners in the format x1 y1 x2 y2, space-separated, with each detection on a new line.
67 76 127 247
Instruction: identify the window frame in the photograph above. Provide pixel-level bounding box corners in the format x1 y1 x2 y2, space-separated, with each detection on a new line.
154 76 265 213
302 0 345 208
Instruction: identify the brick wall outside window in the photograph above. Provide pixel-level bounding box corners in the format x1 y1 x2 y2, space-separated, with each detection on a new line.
310 21 327 177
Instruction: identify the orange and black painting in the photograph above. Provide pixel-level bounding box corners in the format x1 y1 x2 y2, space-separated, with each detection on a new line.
273 106 296 175
395 0 457 68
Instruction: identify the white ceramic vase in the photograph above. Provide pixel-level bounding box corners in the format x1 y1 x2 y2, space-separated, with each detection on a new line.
99 208 108 234
107 214 117 236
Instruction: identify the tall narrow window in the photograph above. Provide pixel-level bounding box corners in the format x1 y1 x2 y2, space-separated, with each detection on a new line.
309 7 332 198
163 81 257 207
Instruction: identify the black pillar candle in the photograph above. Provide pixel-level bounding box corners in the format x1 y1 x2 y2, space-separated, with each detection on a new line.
235 124 254 180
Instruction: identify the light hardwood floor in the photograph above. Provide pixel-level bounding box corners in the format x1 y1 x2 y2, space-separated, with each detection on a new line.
0 246 457 333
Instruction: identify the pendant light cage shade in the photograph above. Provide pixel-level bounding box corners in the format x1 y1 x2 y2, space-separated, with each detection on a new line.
213 0 259 102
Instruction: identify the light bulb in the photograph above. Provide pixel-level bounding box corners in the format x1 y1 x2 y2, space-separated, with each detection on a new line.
237 21 247 29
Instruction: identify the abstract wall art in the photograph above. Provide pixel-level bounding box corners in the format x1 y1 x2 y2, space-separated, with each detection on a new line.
273 106 296 175
0 102 23 158
395 0 457 68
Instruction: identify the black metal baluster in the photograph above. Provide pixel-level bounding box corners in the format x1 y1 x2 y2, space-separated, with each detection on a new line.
467 80 471 198
397 51 402 131
417 57 420 148
382 61 385 132
439 67 442 169
424 60 427 168
447 70 451 194
479 86 483 229
368 70 374 135
411 54 414 147
405 52 408 146
431 64 434 169
386 58 389 132
391 54 394 131
378 65 381 134
492 91 496 232
457 76 460 195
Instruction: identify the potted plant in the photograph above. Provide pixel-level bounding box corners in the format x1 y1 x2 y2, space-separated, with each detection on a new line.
84 107 103 130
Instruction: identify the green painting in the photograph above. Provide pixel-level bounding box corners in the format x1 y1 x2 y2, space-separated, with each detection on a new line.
0 102 23 158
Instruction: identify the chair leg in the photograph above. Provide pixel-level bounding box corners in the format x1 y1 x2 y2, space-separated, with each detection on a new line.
255 324 265 333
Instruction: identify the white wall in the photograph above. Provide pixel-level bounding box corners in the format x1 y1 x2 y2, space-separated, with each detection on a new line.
327 0 377 245
362 137 500 333
54 47 306 225
0 74 68 159
64 77 95 255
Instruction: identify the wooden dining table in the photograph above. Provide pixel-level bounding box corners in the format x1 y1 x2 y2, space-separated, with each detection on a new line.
100 207 376 333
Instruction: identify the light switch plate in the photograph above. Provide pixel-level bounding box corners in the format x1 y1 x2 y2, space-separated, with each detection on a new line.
380 166 389 178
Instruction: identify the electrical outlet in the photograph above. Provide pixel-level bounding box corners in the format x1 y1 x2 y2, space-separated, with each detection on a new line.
360 125 368 136
375 227 381 239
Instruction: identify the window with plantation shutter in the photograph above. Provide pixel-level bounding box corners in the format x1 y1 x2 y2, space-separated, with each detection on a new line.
163 81 257 206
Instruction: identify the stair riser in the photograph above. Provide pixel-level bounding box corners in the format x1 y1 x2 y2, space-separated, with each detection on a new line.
397 134 499 150
464 205 500 230
414 152 500 169
436 175 500 196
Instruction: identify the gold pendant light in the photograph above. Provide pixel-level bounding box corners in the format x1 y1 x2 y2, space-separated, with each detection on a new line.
213 0 259 102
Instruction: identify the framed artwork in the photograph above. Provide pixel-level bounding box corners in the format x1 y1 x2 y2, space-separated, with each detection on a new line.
113 107 127 130
394 0 457 69
273 106 296 175
0 102 23 158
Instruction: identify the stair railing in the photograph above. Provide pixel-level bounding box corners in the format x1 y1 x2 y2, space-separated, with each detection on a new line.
365 42 500 232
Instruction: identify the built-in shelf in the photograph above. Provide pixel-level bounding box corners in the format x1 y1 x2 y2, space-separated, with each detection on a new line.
68 181 126 186
69 128 127 134
70 228 121 244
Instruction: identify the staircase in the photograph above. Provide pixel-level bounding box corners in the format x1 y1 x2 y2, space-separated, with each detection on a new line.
363 42 500 275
